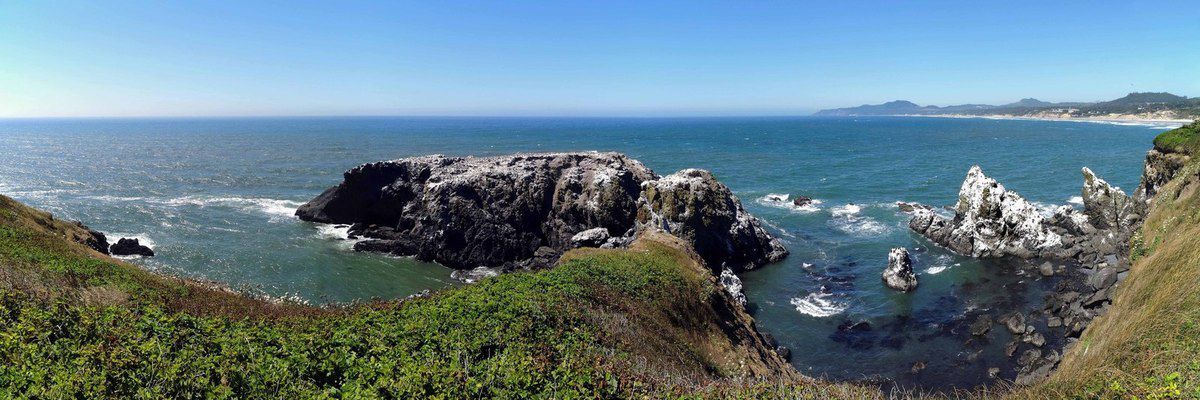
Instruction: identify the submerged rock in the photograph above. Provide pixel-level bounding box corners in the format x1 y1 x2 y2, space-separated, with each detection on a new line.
110 238 154 257
882 247 918 292
297 152 786 273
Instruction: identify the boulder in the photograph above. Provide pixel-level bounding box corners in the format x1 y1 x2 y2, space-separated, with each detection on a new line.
1038 262 1055 277
881 247 918 292
970 315 992 336
792 196 814 207
570 227 611 248
1003 312 1027 334
296 152 787 273
109 238 154 257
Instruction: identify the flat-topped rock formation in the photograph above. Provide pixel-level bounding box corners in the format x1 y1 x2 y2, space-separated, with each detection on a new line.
297 152 787 273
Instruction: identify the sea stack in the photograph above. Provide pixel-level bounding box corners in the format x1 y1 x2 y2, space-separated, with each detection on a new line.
882 247 918 292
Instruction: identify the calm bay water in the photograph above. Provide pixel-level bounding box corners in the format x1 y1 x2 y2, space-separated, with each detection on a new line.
0 116 1167 389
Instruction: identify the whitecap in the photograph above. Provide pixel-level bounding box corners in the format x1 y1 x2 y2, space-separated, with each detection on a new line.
314 224 364 250
828 216 890 237
756 193 822 213
830 204 861 217
789 292 848 317
163 196 304 221
924 266 948 274
106 233 156 250
1067 196 1084 206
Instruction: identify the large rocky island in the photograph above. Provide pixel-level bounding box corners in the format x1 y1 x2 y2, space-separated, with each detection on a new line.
296 152 788 275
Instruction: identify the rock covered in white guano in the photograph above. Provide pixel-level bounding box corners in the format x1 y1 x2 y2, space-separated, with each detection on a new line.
719 267 747 306
636 168 788 272
1081 167 1142 230
909 165 1062 258
570 227 611 248
297 152 787 273
882 247 918 292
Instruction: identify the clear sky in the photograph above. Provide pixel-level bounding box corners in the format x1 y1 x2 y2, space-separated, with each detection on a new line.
2 1 1197 117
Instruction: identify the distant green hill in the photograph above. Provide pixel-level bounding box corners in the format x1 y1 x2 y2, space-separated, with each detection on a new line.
816 92 1199 119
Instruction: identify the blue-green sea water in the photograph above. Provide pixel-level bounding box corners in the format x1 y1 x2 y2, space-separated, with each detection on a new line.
0 116 1171 390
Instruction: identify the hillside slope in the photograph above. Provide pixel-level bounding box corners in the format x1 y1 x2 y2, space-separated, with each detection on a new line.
0 194 879 398
1013 121 1200 398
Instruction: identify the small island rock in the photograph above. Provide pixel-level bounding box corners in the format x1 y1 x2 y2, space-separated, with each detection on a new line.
882 247 918 292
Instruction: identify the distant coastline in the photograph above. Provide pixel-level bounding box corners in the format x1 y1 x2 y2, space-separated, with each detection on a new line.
897 113 1192 128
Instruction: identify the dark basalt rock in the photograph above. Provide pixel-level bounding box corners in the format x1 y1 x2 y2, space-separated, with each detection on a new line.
110 238 154 257
297 152 787 273
792 196 813 207
73 221 110 255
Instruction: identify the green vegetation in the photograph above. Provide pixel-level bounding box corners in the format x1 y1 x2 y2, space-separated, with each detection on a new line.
9 120 1200 398
1153 120 1200 155
1 195 876 398
1009 140 1200 399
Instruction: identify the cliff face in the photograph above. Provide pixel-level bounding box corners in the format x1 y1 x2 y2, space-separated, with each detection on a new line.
297 152 786 273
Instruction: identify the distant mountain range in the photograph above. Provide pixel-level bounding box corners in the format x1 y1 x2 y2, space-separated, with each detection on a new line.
814 92 1199 119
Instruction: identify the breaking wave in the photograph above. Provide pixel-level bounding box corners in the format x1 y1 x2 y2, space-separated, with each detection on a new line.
756 193 822 213
790 292 848 317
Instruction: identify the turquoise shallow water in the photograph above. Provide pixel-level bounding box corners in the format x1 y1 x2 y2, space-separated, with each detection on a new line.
0 116 1167 390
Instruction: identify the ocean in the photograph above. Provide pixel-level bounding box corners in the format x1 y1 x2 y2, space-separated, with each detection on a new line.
0 116 1168 390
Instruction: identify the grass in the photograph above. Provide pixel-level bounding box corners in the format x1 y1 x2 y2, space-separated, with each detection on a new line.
8 123 1200 398
1153 120 1200 155
0 194 879 398
1008 143 1200 399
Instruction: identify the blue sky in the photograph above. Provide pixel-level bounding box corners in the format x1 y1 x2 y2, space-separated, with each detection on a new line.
2 1 1197 117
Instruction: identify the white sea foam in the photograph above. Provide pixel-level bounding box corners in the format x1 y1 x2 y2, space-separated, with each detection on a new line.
924 266 948 274
1067 196 1084 205
315 224 352 240
756 193 822 213
107 233 156 250
828 204 890 237
830 204 861 217
164 196 304 221
314 224 364 250
790 292 848 317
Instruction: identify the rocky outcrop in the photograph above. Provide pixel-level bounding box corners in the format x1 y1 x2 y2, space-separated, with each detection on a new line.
297 152 786 273
1082 167 1142 230
636 169 788 272
881 247 918 291
72 221 110 255
719 267 747 306
1134 148 1190 203
908 166 1063 259
110 238 154 257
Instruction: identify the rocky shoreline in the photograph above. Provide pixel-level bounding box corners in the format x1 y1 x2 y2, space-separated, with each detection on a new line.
296 152 787 277
897 145 1189 384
